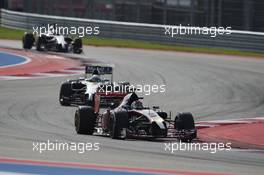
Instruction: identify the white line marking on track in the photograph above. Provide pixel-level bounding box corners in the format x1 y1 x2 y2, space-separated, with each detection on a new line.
196 117 264 129
0 67 84 80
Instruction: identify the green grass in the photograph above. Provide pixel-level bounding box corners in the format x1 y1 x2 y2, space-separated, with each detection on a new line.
83 37 264 57
0 27 25 40
1 27 264 57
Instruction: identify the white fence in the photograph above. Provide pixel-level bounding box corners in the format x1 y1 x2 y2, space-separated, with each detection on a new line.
1 9 263 52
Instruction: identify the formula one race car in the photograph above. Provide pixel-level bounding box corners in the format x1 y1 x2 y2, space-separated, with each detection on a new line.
22 27 82 54
74 93 197 142
59 64 131 107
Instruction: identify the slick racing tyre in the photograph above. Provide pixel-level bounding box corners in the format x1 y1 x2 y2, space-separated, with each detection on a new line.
174 112 195 130
73 38 82 54
22 33 34 49
174 112 196 142
110 112 129 139
75 106 96 135
36 36 47 51
59 82 74 106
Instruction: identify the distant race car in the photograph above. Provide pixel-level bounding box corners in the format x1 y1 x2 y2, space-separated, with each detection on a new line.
59 64 131 107
74 92 197 142
22 27 82 54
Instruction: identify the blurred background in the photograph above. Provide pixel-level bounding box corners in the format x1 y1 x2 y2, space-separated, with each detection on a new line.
1 0 264 32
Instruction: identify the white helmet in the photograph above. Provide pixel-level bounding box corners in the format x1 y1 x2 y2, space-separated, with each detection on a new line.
89 75 101 82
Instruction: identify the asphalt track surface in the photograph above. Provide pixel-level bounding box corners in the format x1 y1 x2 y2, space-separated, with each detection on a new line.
0 40 264 174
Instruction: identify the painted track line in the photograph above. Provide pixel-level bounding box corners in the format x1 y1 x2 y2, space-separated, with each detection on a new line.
0 48 83 80
0 157 229 175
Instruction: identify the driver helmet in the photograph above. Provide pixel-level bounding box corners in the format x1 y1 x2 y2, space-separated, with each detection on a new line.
131 100 143 110
89 74 101 82
89 69 101 82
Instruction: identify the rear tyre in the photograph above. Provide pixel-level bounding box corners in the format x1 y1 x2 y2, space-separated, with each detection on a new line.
174 112 196 142
75 106 96 135
174 112 195 130
59 82 73 106
22 33 34 49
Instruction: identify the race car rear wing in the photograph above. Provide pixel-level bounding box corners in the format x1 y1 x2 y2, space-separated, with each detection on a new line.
85 64 114 81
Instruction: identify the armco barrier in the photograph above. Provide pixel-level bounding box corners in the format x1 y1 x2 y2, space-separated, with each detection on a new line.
1 8 263 52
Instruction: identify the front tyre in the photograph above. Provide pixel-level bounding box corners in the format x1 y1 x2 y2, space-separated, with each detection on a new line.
109 112 129 139
75 106 96 135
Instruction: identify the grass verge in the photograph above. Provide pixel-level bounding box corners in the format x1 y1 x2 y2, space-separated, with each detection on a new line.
0 27 25 40
1 27 263 57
